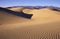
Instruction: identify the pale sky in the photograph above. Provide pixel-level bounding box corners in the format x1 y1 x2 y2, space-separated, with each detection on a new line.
0 0 60 7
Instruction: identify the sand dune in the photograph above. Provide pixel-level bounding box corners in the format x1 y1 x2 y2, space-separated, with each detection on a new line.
0 8 60 39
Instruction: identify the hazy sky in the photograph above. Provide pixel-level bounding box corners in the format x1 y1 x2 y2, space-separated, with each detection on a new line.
0 0 60 7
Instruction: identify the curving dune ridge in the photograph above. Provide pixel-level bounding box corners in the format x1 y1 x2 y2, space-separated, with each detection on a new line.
0 7 33 24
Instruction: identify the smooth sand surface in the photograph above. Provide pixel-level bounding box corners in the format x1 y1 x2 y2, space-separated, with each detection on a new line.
0 8 60 39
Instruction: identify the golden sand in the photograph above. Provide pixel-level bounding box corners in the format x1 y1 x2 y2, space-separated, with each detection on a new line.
0 8 60 39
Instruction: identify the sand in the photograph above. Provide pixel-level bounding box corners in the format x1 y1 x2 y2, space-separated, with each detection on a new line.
0 8 60 39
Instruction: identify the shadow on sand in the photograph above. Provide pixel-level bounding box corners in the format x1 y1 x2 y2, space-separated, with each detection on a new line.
0 7 33 19
50 8 60 12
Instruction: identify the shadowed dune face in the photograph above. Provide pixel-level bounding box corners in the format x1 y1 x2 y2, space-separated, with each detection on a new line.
50 8 60 12
0 7 33 19
0 7 33 24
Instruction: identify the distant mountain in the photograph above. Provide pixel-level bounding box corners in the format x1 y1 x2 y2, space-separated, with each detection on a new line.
6 6 60 12
6 6 60 10
47 6 60 12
